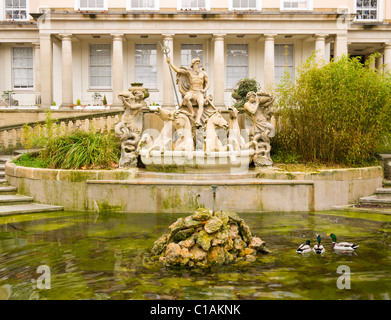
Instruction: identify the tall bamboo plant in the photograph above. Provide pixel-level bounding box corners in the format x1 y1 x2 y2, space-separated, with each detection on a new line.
274 53 391 166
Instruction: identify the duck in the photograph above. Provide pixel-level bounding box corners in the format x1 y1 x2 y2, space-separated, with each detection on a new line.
327 233 359 251
296 240 311 254
313 234 325 254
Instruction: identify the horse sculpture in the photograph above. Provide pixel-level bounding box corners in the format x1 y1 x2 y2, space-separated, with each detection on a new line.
204 111 230 155
146 108 175 157
172 111 194 155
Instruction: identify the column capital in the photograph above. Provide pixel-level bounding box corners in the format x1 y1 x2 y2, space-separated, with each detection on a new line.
383 43 391 49
111 34 124 41
264 34 277 41
314 34 328 40
162 33 175 40
213 34 226 41
59 34 73 41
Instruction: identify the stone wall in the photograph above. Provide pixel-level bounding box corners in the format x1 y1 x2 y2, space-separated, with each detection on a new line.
5 159 383 213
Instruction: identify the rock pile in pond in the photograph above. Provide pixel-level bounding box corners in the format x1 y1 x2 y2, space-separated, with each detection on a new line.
151 208 270 268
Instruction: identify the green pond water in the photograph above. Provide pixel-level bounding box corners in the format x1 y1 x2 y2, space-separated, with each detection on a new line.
0 210 390 300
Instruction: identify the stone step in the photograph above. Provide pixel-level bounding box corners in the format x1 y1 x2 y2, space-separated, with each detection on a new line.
0 179 8 185
0 155 12 164
359 195 391 205
384 180 391 187
0 171 5 178
375 187 391 196
137 170 258 181
0 194 34 206
0 203 64 217
0 186 17 195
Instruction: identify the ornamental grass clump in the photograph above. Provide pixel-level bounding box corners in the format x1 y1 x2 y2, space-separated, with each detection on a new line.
41 130 120 169
22 113 120 169
274 54 391 166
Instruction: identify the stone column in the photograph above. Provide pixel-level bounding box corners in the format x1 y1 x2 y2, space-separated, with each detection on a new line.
264 34 276 91
162 34 175 108
39 34 53 110
384 43 391 73
334 34 348 60
112 34 124 108
60 34 73 108
213 34 226 108
314 34 327 64
33 42 41 106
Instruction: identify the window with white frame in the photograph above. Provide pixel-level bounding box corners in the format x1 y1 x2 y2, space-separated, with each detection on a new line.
230 0 261 11
127 0 158 10
5 0 29 20
181 44 203 68
178 0 210 10
135 44 157 89
274 44 294 84
75 0 107 10
89 44 111 88
13 47 33 89
281 0 313 10
226 44 248 89
355 0 379 20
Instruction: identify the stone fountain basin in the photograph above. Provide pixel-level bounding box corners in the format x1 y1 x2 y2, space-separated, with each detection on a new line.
139 149 255 172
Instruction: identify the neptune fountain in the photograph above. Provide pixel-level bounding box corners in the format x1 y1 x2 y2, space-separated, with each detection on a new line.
114 55 276 171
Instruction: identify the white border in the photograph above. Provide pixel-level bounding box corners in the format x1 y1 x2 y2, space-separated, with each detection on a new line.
177 0 211 11
12 46 35 91
126 0 160 11
74 0 109 11
3 0 30 21
353 0 384 22
88 43 112 90
228 0 262 11
280 0 313 11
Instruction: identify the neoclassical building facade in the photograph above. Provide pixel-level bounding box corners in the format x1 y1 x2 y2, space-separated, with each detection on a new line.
0 0 390 109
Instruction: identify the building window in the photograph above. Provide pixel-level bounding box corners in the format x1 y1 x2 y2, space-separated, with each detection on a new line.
181 44 203 68
13 47 33 89
89 44 111 88
355 0 379 20
178 0 210 11
5 0 29 20
274 44 294 84
229 0 261 11
127 0 158 10
226 44 248 89
75 0 108 10
135 44 157 89
280 0 313 10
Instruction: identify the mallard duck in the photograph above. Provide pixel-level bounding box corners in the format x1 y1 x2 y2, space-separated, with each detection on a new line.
327 233 359 251
313 234 325 254
296 240 311 254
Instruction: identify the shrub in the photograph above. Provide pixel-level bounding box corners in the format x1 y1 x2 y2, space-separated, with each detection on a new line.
232 78 261 109
22 113 120 169
41 130 120 169
102 95 107 105
273 54 391 166
23 112 61 150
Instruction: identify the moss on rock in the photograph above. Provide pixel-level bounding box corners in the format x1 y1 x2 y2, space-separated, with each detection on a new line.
150 208 271 268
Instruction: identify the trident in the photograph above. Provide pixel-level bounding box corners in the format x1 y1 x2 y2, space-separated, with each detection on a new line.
158 41 181 108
